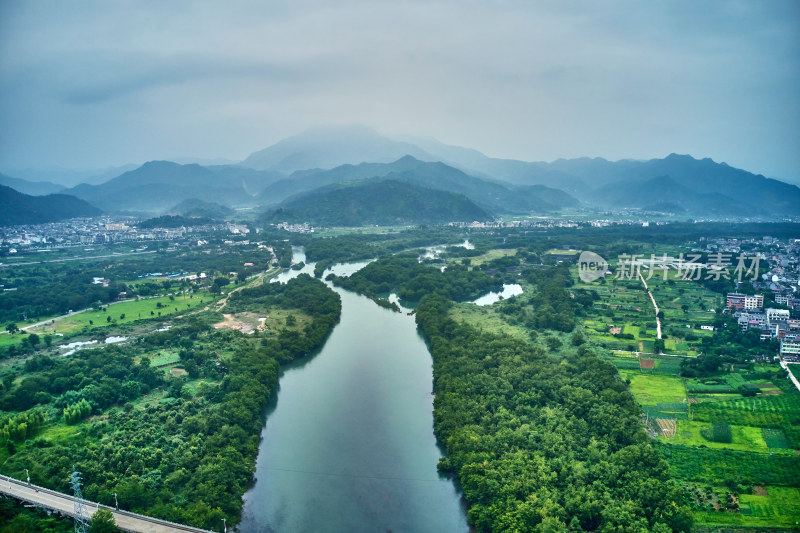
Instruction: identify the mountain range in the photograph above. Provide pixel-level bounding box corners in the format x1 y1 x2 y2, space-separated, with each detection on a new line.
0 185 101 226
259 155 578 214
2 125 798 222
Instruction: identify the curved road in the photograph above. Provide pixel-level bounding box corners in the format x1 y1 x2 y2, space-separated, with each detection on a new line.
0 474 214 533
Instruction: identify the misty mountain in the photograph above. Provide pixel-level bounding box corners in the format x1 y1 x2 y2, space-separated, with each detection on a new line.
242 125 436 173
6 164 139 187
243 126 800 216
259 156 578 214
592 176 753 215
165 198 234 219
406 136 589 193
558 154 800 215
203 166 284 196
0 173 65 196
265 178 491 226
0 185 101 226
67 161 260 213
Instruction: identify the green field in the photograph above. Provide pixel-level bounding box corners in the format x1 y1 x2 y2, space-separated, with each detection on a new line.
27 291 213 336
450 301 533 342
573 261 718 357
669 420 769 451
619 371 687 405
692 486 800 528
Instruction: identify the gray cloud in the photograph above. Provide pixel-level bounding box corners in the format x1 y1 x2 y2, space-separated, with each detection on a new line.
0 0 798 180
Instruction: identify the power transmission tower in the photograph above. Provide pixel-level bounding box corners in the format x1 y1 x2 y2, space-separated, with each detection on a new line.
70 467 89 533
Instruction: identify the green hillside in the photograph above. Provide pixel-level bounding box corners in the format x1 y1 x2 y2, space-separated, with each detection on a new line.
265 178 491 226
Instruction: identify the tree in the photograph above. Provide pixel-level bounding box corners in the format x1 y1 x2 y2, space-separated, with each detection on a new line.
5 323 18 333
89 509 120 533
653 338 665 354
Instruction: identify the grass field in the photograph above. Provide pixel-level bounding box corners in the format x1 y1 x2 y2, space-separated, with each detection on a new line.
668 420 769 451
450 302 532 342
465 249 518 267
149 350 180 366
619 371 687 405
26 291 214 337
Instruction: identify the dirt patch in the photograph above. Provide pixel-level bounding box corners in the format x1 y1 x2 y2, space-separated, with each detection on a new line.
761 389 782 395
656 419 677 437
170 368 188 377
609 326 622 335
688 397 699 404
213 312 268 334
752 486 768 496
639 359 655 369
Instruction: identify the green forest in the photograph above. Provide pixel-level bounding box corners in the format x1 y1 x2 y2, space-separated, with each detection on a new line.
0 273 340 530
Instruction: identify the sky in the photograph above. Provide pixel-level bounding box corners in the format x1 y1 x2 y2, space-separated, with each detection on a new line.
1 0 798 181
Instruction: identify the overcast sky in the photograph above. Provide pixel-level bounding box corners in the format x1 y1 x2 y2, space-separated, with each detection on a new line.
1 0 798 180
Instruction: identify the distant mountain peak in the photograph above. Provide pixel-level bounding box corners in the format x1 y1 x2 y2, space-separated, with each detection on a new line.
241 126 435 172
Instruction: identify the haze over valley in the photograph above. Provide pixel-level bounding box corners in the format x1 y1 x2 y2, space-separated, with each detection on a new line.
1 2 799 532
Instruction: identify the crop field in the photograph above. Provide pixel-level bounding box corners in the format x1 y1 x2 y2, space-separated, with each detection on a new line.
618 371 686 405
612 342 800 528
692 486 800 528
668 420 769 452
573 262 717 357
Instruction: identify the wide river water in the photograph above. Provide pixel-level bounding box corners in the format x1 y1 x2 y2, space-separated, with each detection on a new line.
239 250 469 532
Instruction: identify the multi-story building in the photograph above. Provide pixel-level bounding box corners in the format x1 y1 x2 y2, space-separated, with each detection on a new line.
780 334 800 361
727 292 764 310
767 308 791 324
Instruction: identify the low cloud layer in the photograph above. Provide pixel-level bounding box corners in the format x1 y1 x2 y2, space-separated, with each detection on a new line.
1 0 797 180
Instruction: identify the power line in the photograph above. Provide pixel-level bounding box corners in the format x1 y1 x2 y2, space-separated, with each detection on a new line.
262 466 442 483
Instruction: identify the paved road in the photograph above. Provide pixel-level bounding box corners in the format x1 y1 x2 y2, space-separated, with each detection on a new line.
638 271 663 340
0 474 214 533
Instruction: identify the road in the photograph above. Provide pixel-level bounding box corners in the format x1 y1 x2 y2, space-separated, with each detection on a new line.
0 474 214 533
638 271 662 340
780 360 800 393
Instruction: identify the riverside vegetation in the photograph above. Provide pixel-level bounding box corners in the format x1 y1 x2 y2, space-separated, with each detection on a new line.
1 223 799 530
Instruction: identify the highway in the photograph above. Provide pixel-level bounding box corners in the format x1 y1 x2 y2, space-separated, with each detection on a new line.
0 474 215 533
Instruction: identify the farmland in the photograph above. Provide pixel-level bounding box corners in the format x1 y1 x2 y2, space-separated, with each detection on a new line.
571 250 800 529
574 259 720 357
610 351 800 528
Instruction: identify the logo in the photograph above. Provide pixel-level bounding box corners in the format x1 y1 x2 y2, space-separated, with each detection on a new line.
578 251 609 282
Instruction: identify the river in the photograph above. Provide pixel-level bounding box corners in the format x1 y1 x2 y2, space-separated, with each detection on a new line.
240 248 469 532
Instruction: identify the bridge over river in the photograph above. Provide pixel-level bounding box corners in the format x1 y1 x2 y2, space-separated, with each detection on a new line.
0 474 214 533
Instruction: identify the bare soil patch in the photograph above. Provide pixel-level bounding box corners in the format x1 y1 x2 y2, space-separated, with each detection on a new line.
639 359 655 369
656 419 677 437
213 312 268 334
